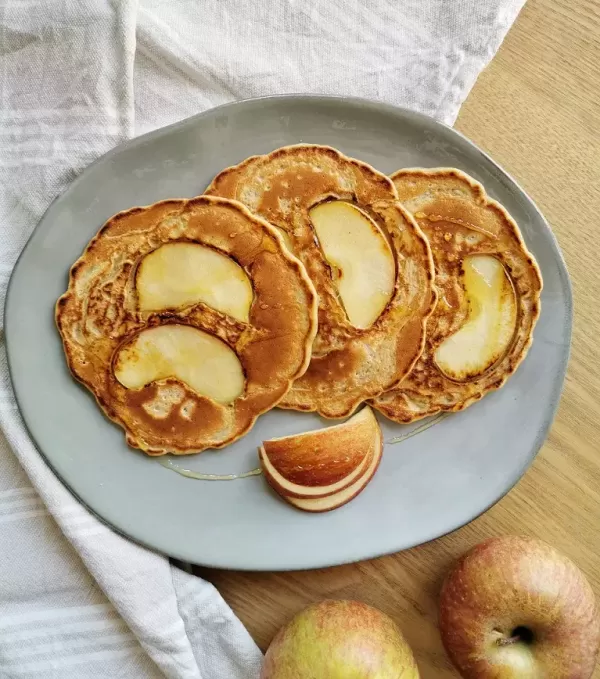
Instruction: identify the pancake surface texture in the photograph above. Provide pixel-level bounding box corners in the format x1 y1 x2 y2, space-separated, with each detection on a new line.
56 196 318 455
372 169 543 422
206 145 436 418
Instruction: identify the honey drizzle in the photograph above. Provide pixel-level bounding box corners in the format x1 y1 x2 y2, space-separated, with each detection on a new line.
159 457 262 481
160 414 450 479
387 412 449 445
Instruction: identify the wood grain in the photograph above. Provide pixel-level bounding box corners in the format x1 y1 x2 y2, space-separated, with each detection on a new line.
200 0 600 675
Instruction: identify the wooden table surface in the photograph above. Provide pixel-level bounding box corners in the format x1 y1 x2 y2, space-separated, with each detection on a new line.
202 0 600 674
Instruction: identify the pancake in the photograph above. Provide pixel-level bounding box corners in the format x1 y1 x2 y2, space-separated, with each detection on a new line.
56 196 318 455
205 145 436 418
371 168 543 422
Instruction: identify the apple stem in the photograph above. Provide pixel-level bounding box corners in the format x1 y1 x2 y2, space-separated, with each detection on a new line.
497 635 520 647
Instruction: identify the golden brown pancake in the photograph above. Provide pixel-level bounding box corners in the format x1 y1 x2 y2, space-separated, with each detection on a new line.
371 168 542 422
56 196 318 455
206 145 436 418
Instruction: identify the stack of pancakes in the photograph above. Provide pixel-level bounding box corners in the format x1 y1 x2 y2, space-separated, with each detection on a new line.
57 144 542 455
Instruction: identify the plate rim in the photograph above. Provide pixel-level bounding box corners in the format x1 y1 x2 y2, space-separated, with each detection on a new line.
4 94 573 570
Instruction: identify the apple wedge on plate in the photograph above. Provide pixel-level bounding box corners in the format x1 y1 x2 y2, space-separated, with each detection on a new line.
259 406 383 512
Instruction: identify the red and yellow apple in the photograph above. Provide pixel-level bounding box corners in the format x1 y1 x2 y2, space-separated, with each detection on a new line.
439 536 600 678
258 406 383 512
261 600 419 679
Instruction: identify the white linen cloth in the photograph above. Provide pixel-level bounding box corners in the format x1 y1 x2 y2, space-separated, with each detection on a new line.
0 0 525 676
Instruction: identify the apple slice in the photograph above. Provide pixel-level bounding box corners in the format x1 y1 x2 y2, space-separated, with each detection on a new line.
259 407 379 498
136 242 253 321
114 324 245 404
285 428 383 512
309 201 395 329
434 255 517 381
259 406 383 512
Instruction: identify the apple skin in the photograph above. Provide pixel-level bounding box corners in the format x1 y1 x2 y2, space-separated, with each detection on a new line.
261 600 419 679
439 536 600 679
259 406 378 499
259 406 383 511
283 434 382 512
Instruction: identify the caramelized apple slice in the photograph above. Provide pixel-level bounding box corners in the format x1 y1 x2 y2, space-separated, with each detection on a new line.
136 242 252 321
309 201 395 329
434 255 517 381
114 324 244 404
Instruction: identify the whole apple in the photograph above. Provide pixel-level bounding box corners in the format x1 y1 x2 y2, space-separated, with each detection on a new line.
440 536 600 678
261 599 419 678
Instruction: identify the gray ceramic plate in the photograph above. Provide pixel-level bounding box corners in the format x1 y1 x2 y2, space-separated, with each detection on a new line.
5 96 571 570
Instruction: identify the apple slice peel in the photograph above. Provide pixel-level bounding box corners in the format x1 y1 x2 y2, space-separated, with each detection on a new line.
259 406 383 512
